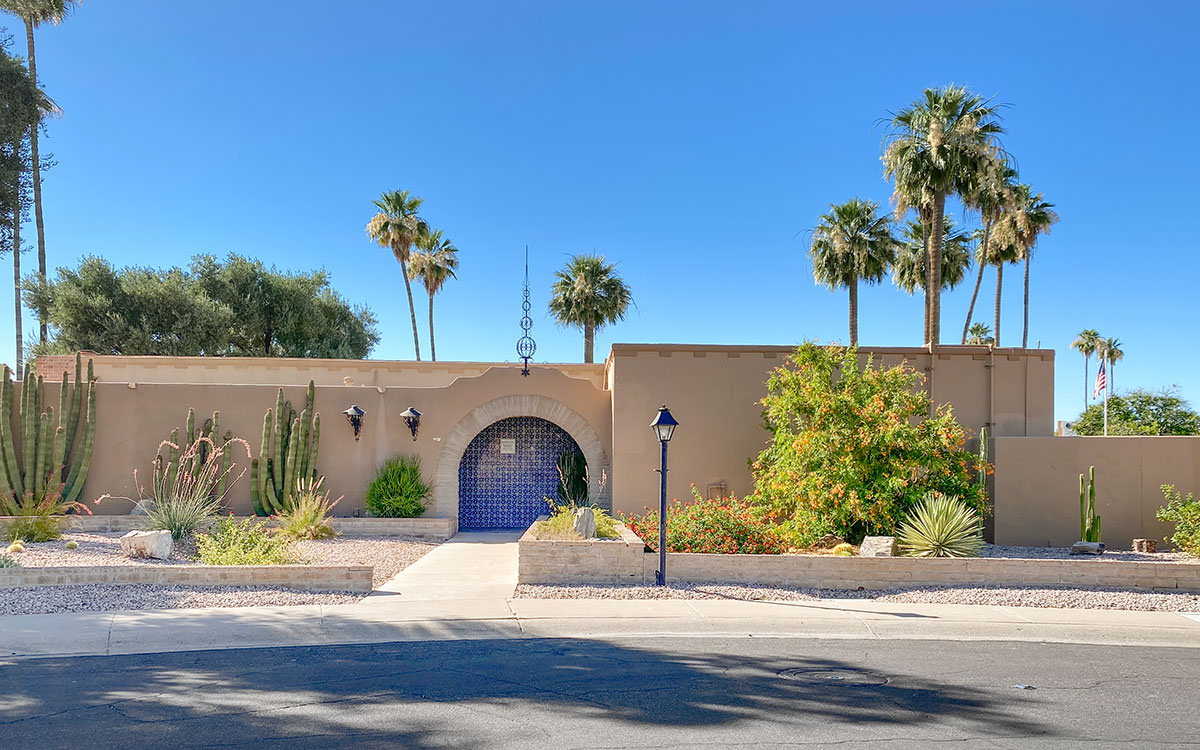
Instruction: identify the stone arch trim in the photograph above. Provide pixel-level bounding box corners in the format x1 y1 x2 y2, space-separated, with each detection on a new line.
434 395 610 520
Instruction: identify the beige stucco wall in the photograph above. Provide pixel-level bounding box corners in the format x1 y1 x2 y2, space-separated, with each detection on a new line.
993 436 1200 548
606 344 1054 517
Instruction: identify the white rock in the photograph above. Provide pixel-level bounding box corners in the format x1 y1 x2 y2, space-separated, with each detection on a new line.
859 536 897 557
120 530 174 560
571 507 597 539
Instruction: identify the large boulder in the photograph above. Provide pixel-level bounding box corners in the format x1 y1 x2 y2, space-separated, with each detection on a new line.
120 530 174 560
571 507 597 539
858 536 897 557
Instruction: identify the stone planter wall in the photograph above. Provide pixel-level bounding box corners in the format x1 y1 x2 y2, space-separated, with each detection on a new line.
517 522 647 584
0 516 456 539
0 564 373 592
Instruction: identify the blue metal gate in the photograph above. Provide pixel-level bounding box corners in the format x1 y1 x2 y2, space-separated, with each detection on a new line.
458 417 582 529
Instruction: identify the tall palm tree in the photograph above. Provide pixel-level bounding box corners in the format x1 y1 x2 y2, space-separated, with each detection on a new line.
408 229 458 362
1071 329 1102 410
961 160 1016 343
966 322 994 345
892 215 971 299
987 223 1021 347
884 85 1005 345
0 0 75 346
1003 184 1058 347
548 254 632 364
1100 337 1123 397
366 189 429 361
809 198 896 346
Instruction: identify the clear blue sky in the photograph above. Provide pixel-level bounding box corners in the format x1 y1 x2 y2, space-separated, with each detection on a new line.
5 0 1198 424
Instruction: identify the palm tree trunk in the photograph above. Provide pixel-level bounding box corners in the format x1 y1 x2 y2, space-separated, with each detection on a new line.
24 19 46 347
962 220 990 343
993 262 1003 347
1021 253 1031 348
928 193 946 345
583 321 595 364
428 292 436 362
1083 354 1089 412
921 210 930 344
848 278 858 346
12 210 22 373
400 264 421 361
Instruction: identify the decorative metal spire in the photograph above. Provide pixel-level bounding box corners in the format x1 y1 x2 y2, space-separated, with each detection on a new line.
516 246 536 376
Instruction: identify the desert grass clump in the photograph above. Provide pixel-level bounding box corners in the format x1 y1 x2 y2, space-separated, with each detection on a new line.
365 455 429 518
1 484 90 543
276 477 340 540
897 492 984 558
536 505 620 540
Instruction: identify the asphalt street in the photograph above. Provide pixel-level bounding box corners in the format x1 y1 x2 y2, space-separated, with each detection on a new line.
2 636 1197 748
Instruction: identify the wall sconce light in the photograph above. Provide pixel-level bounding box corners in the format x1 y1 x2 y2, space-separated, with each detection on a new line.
400 406 422 441
343 404 366 441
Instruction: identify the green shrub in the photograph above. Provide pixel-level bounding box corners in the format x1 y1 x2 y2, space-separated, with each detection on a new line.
897 492 983 558
753 343 989 544
536 505 620 540
276 477 340 540
365 455 429 518
0 554 19 568
196 517 296 565
1157 484 1200 556
623 487 786 554
1 485 89 543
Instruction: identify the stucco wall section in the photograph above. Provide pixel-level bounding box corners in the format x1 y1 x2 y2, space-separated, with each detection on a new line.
993 436 1200 547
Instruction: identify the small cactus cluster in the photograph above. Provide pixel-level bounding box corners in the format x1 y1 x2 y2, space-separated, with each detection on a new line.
156 408 234 499
1080 465 1102 543
0 354 96 505
977 426 989 493
250 381 320 515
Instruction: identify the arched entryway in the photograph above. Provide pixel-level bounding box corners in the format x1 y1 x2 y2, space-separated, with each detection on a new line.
458 417 584 529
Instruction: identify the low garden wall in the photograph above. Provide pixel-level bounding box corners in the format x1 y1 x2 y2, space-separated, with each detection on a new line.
0 564 373 592
518 524 1200 593
1 516 456 539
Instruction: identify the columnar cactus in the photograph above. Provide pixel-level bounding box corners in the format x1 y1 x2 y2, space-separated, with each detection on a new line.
154 407 234 498
251 380 320 515
0 353 96 504
1079 465 1102 543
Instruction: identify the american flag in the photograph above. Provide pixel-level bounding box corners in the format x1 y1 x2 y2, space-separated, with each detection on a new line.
1094 360 1107 399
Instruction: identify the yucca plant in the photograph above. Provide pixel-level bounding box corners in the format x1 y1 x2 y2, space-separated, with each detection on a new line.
897 492 983 558
275 476 340 540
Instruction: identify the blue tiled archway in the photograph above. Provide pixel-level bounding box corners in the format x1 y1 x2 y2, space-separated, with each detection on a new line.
458 416 584 529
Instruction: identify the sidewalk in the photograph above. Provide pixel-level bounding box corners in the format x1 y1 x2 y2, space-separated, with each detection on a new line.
2 532 1198 660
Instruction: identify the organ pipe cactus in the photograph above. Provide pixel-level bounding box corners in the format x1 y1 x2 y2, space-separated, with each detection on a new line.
251 381 320 515
154 408 235 501
1079 465 1102 543
0 354 97 504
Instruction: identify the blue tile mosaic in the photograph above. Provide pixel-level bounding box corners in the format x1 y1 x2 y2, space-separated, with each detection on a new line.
458 416 583 530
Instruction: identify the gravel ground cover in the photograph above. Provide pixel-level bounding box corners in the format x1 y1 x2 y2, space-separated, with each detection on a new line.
514 582 1200 611
0 584 363 616
982 543 1194 563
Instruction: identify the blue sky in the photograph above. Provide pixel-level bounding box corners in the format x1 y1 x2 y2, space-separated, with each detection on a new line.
5 1 1197 424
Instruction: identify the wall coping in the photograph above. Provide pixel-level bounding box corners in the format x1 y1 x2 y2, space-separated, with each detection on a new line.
0 564 374 592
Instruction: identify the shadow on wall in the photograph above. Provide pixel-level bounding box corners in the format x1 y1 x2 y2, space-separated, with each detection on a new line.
0 636 1053 746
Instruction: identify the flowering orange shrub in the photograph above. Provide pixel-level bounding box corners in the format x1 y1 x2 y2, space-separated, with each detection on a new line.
753 343 988 545
622 487 786 554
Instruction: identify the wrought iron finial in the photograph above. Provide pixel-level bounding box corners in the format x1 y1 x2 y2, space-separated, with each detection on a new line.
516 246 536 376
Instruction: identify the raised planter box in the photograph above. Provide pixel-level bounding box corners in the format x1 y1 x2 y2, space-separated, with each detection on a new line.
0 515 456 539
518 526 1200 593
0 564 373 592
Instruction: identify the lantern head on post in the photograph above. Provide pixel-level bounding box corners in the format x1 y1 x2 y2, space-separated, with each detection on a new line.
343 405 366 441
650 404 678 443
400 407 422 441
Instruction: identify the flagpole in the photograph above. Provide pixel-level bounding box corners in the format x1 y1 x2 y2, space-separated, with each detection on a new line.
1103 359 1109 436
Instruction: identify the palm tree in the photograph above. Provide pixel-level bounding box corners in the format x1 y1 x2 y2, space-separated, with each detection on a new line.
548 254 632 364
884 85 1005 345
408 229 458 362
0 0 75 346
366 189 429 360
1071 329 1102 410
809 198 896 346
961 160 1016 343
986 226 1021 347
966 323 994 346
1004 184 1058 347
1100 337 1123 397
892 215 971 299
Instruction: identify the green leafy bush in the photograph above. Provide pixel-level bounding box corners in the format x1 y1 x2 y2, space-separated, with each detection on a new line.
365 455 429 518
196 517 296 565
1157 484 1200 556
536 505 620 540
753 343 989 544
897 492 983 558
2 485 90 543
276 477 340 540
623 487 786 554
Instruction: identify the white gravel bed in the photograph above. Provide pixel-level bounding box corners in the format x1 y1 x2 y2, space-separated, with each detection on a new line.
982 543 1195 563
0 584 363 616
7 532 200 566
514 583 1200 611
295 537 439 587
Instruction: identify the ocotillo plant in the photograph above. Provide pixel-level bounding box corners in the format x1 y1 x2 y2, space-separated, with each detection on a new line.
157 408 234 500
0 354 96 504
250 381 320 515
1079 465 1102 543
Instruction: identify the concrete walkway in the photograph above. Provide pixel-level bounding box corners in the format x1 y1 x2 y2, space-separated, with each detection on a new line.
2 532 1199 661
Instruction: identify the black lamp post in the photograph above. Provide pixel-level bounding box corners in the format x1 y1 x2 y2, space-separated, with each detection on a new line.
400 407 422 441
343 405 365 440
649 404 678 586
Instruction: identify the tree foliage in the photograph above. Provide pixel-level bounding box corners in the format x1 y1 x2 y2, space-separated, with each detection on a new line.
1072 388 1200 436
25 254 380 358
548 254 632 364
809 197 896 346
753 343 988 544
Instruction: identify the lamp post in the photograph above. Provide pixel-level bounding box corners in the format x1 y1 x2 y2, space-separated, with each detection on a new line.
649 404 678 586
